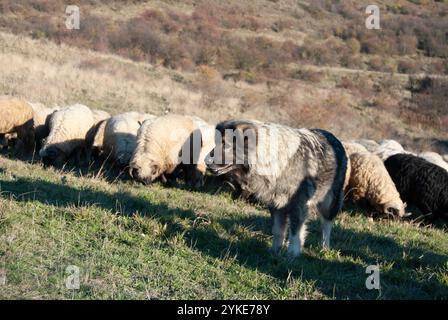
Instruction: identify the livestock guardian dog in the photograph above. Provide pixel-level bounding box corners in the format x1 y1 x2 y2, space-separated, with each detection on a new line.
205 120 347 257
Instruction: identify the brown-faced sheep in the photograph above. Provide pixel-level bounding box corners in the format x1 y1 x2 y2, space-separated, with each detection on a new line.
129 114 213 188
39 104 96 167
347 152 406 217
0 97 35 153
103 112 155 168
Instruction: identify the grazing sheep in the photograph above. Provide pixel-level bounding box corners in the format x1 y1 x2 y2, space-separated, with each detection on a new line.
39 104 96 167
0 97 35 152
92 109 110 123
85 118 108 162
28 102 60 150
384 154 448 221
342 142 369 193
129 114 212 188
205 120 348 257
379 139 405 151
347 152 406 217
418 152 448 172
103 112 155 167
343 141 369 156
352 139 379 152
374 139 410 161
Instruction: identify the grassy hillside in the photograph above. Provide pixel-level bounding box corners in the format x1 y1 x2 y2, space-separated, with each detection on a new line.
0 156 447 299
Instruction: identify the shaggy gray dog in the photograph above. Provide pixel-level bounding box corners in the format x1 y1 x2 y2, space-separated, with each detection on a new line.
206 120 347 257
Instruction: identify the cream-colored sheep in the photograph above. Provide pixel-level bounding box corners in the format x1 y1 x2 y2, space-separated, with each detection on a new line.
39 104 96 166
85 118 109 162
103 112 155 167
419 151 448 172
342 142 369 193
129 114 213 188
92 109 110 123
343 141 369 156
348 152 406 217
28 102 60 149
0 97 35 152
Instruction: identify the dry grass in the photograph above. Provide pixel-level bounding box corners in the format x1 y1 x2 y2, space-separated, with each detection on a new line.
0 30 446 154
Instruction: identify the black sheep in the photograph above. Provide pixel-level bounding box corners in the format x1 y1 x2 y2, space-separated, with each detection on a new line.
384 153 448 221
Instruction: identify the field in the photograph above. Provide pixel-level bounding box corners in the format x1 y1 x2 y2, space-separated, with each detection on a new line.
1 155 447 299
0 0 447 300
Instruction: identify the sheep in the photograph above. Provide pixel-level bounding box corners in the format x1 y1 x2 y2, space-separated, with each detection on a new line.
384 153 448 221
129 114 213 188
92 109 110 123
347 152 406 217
85 118 109 162
418 152 448 172
343 141 369 156
0 97 35 153
28 102 60 150
39 104 96 167
352 139 379 152
374 139 411 161
342 142 369 193
102 112 156 167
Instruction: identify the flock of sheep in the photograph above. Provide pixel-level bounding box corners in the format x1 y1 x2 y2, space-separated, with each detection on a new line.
0 96 447 254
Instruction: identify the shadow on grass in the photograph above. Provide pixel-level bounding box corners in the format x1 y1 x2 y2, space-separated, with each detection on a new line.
0 176 447 299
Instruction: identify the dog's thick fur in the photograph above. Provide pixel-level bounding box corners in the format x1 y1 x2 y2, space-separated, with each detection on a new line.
206 120 347 257
384 153 448 221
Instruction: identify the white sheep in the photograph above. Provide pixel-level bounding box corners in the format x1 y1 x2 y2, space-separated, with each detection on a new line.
129 114 214 188
347 152 406 217
28 102 60 149
374 139 411 161
39 104 96 167
419 151 448 172
103 112 156 167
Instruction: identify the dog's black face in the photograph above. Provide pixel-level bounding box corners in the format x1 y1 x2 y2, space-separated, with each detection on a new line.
206 121 256 176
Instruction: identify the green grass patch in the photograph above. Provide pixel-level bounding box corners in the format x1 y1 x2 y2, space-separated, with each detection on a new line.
0 156 447 299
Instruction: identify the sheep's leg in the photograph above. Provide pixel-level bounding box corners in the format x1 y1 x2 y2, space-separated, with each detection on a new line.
270 208 288 253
